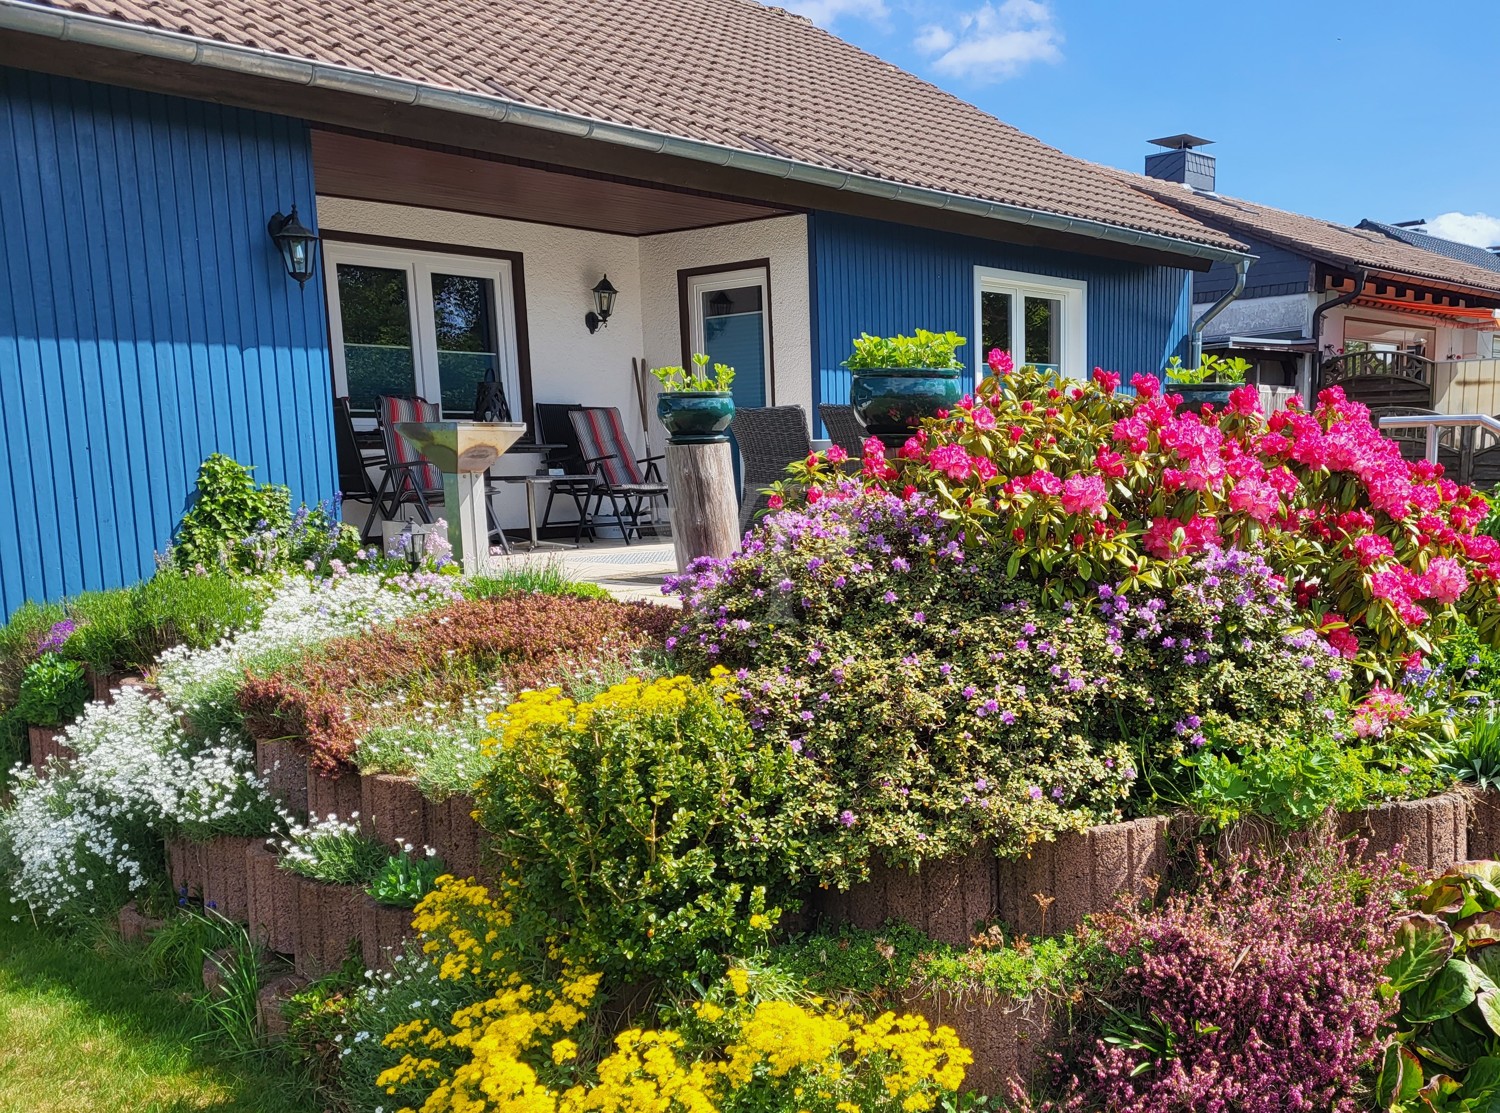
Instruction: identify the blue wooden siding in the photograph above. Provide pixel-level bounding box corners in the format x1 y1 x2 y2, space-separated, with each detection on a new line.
809 212 1194 423
0 68 333 613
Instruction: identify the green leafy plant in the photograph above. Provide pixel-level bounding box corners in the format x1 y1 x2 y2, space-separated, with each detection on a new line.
1376 862 1500 1110
14 652 88 727
366 848 447 908
844 329 966 371
651 351 736 393
1163 352 1252 385
1443 710 1500 792
1183 733 1446 831
172 453 360 575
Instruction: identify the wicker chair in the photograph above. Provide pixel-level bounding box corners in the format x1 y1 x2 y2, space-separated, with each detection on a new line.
730 405 812 534
819 404 866 458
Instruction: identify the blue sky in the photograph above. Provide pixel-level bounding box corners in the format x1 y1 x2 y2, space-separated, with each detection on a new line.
782 0 1500 246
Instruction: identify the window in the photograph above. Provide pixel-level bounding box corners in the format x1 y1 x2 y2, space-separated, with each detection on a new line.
683 264 773 409
324 241 523 424
973 267 1086 378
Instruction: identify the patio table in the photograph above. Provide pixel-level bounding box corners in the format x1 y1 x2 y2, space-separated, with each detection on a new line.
495 473 596 550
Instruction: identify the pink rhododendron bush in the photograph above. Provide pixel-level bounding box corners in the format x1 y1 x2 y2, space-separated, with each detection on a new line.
777 354 1500 672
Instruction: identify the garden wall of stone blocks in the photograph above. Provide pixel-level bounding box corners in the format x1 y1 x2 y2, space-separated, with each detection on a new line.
159 735 490 978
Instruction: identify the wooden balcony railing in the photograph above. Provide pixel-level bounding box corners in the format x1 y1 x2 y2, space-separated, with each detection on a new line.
1322 350 1433 385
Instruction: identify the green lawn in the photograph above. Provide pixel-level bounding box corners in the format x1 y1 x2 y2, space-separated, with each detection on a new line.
0 913 316 1113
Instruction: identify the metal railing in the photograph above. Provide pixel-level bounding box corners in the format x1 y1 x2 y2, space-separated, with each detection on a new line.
1377 413 1500 474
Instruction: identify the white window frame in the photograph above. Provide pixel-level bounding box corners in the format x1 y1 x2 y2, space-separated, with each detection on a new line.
972 266 1088 379
324 241 522 426
686 265 773 405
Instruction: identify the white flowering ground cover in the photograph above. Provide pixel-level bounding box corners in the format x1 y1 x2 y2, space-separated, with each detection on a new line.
0 570 464 919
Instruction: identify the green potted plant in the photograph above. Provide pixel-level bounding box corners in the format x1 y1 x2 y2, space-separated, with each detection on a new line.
1164 352 1252 413
844 329 965 440
652 353 737 444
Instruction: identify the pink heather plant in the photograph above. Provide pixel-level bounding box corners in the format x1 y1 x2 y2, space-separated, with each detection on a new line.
1020 839 1406 1113
773 363 1500 670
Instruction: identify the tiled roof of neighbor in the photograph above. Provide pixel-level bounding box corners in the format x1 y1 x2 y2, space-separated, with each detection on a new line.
1122 175 1500 297
1358 220 1500 275
26 0 1247 254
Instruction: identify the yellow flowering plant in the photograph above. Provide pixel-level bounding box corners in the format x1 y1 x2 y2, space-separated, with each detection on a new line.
475 674 810 981
372 895 975 1113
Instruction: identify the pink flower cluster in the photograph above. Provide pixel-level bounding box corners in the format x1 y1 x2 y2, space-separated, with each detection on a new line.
1349 685 1410 738
780 365 1500 663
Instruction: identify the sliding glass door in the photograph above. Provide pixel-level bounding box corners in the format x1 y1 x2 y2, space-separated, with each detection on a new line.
325 242 521 425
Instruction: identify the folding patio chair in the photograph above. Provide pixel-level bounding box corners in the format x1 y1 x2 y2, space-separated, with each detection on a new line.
730 405 812 533
568 406 668 545
333 396 386 542
373 395 446 533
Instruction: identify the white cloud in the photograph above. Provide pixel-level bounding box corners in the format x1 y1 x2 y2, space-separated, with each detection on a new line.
1423 211 1500 249
778 0 887 26
917 0 1063 82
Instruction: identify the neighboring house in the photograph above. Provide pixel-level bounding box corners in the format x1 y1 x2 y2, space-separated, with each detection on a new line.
1126 137 1500 413
1358 220 1500 276
0 0 1248 612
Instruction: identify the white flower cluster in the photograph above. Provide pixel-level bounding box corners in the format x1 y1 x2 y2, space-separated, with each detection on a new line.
155 570 461 703
276 812 362 874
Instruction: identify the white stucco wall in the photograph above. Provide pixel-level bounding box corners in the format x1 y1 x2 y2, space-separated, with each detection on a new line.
315 198 812 532
637 216 812 428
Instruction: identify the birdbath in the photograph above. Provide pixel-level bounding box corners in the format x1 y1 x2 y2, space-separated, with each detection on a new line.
394 420 528 574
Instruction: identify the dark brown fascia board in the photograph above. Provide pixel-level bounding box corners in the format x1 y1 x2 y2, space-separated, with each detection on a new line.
0 31 1226 272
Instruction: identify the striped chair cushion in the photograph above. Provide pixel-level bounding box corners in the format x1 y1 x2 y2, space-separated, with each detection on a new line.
570 406 645 487
377 395 443 493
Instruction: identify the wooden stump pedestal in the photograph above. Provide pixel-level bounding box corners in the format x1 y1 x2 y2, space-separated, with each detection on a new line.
665 440 739 571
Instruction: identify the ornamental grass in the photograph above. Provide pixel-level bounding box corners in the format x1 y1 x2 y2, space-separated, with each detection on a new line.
237 593 674 775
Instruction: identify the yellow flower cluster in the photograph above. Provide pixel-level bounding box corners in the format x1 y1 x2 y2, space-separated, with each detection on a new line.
377 903 972 1113
409 876 518 982
487 674 710 755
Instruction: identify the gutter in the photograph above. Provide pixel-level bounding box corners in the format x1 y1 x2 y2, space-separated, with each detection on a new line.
0 0 1252 266
1311 267 1369 394
1188 257 1249 367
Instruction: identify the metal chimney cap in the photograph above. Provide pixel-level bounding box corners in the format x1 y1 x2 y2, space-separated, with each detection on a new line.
1148 134 1214 150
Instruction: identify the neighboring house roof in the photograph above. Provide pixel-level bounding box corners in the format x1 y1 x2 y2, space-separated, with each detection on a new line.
1358 220 1500 275
1123 175 1500 298
7 0 1246 257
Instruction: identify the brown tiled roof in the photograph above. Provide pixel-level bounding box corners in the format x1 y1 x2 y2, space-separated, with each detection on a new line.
32 0 1246 254
1124 175 1500 297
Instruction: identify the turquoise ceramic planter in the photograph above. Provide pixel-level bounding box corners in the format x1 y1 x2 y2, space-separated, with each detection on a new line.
1169 382 1236 413
657 390 735 444
849 367 963 440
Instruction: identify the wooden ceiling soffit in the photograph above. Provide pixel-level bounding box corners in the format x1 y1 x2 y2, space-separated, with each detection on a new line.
311 130 789 236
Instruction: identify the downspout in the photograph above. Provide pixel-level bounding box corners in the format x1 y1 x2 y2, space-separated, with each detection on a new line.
1189 257 1249 368
1310 268 1368 395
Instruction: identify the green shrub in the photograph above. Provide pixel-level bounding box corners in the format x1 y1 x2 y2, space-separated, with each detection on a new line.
366 849 447 908
65 572 264 674
769 920 1079 1006
475 674 807 982
13 652 88 727
461 565 614 602
0 600 67 709
172 453 360 575
668 493 1338 884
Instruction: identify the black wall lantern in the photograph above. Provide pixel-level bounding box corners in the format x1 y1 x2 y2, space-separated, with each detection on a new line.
267 205 319 285
585 274 618 333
